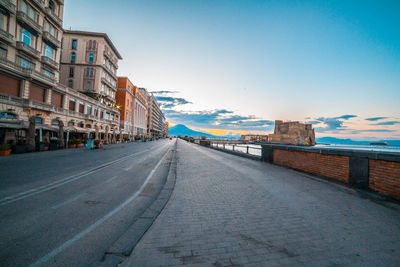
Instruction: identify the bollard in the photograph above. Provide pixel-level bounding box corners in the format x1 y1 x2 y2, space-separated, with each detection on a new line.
233 145 235 151
223 143 225 149
247 146 249 154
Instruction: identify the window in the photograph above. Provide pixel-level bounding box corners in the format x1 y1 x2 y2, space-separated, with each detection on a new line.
102 70 106 78
70 52 76 63
103 58 106 65
20 58 31 68
68 79 73 88
48 0 55 12
100 110 104 119
21 29 31 46
101 84 105 92
69 67 74 77
85 67 94 77
71 39 77 50
51 119 60 126
69 99 75 111
43 69 53 77
87 105 92 115
0 112 18 120
87 40 97 50
0 46 7 58
88 53 94 63
45 45 53 58
68 121 74 126
84 80 93 90
79 103 84 113
19 1 37 22
0 12 7 31
44 22 56 37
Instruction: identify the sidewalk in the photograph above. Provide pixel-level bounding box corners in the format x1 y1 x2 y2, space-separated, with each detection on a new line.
124 140 400 266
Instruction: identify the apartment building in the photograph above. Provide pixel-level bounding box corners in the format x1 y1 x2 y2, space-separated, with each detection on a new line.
59 30 122 141
138 87 163 139
116 77 148 139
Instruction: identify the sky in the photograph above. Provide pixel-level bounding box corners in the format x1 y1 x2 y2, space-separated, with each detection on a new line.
64 0 400 140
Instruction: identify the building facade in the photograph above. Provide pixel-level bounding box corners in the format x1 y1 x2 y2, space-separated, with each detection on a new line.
116 77 148 139
0 1 122 149
138 87 164 139
59 30 122 142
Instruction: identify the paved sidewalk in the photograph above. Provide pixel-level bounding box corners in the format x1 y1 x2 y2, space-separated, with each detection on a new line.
125 140 400 266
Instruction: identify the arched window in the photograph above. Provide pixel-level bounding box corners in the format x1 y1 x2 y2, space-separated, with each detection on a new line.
88 53 94 63
70 52 76 63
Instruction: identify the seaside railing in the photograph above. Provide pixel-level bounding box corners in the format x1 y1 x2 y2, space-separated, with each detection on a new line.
210 142 262 157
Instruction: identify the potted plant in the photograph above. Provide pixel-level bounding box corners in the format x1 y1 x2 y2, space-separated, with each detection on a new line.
0 144 12 156
43 141 50 151
76 139 83 148
68 140 76 148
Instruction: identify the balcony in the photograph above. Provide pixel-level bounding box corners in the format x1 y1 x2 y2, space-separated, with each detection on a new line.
103 51 118 68
102 63 117 80
56 0 64 4
0 28 14 45
42 31 61 47
16 11 42 34
44 7 62 27
30 0 44 10
16 41 40 59
41 56 59 70
0 0 16 14
101 77 116 90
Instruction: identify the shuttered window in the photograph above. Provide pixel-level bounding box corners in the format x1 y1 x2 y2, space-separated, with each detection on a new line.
79 103 84 113
69 99 75 111
51 91 63 107
30 84 45 102
0 73 20 97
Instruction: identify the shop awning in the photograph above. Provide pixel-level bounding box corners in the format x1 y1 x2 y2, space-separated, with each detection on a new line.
0 122 27 129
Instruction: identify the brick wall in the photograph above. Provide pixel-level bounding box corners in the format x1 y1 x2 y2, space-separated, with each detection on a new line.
369 160 400 199
273 149 349 183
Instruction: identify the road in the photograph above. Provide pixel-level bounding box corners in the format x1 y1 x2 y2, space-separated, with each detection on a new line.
125 139 400 266
0 139 175 266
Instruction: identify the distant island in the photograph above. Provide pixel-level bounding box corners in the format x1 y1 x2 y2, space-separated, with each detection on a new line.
169 124 400 146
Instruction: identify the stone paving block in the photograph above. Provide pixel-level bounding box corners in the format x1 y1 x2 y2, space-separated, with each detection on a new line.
123 140 400 266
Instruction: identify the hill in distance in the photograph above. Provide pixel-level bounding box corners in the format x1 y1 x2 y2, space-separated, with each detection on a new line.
168 124 215 138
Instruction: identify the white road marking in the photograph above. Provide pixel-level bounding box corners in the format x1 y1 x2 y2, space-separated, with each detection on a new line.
0 145 165 207
104 175 118 184
51 193 87 210
29 147 171 267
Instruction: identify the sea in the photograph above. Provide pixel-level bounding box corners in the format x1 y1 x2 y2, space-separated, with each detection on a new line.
211 143 400 157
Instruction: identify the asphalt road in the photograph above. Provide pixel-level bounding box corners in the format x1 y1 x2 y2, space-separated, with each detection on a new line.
0 139 175 266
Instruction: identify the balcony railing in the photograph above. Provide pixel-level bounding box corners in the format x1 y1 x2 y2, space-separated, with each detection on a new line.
44 7 62 27
0 56 34 76
101 77 116 90
30 0 44 10
102 63 117 80
42 31 61 47
41 56 59 70
0 0 16 14
0 28 14 44
103 51 118 68
34 69 56 84
16 41 41 59
16 11 42 34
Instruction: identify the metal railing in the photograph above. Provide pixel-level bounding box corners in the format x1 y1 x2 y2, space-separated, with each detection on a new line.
16 41 41 59
16 11 42 34
42 31 61 47
0 0 16 14
0 28 14 44
44 7 62 26
210 142 262 157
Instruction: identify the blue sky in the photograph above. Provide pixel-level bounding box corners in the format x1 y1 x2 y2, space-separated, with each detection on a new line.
64 0 400 140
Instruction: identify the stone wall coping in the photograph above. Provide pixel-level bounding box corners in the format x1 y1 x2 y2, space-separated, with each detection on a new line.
259 143 400 162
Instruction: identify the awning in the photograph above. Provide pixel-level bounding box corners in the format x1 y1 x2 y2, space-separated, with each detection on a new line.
65 126 88 133
0 7 10 17
43 39 58 51
17 21 39 37
0 122 27 129
35 125 58 131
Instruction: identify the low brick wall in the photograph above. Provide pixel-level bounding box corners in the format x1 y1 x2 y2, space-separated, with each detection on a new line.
273 149 349 183
261 144 400 200
369 160 400 199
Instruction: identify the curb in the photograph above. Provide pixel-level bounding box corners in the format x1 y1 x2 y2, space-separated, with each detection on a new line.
98 142 178 266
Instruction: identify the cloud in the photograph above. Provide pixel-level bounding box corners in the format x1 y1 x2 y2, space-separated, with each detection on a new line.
152 90 179 95
348 129 395 134
371 121 400 126
155 96 193 109
164 109 273 129
365 117 388 121
314 115 357 132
